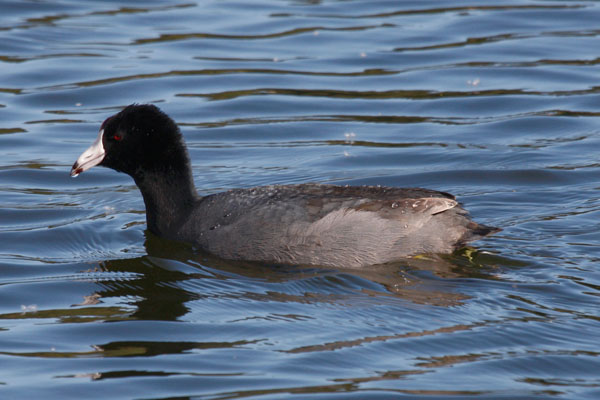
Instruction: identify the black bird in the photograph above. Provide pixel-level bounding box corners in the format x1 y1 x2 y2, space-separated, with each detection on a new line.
71 104 499 267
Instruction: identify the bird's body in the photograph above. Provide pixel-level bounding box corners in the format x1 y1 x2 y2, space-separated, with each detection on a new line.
71 104 499 268
184 184 490 267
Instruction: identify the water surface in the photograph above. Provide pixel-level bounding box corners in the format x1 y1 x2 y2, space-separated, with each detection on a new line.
1 1 600 399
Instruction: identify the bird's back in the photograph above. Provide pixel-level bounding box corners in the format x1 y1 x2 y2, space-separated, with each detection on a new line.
179 184 497 268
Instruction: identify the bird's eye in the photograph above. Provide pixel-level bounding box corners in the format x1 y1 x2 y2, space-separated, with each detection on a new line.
113 134 122 141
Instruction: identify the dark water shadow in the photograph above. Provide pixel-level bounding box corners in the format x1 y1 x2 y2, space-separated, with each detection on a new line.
0 230 520 362
84 232 517 322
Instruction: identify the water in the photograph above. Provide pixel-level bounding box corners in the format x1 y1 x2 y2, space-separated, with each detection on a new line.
1 0 600 398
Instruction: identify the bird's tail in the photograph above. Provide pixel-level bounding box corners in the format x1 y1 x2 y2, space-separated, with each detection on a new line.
461 222 501 244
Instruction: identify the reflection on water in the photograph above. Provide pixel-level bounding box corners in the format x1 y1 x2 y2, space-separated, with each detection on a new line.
0 235 504 359
1 0 600 398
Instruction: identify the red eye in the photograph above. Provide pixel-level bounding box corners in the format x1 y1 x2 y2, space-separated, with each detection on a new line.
113 134 122 141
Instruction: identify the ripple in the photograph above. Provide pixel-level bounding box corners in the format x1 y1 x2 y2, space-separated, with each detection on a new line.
2 0 600 398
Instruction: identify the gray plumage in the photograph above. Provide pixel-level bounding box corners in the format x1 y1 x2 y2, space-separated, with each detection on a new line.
181 184 494 267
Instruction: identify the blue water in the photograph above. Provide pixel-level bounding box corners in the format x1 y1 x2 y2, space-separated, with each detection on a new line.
1 1 600 398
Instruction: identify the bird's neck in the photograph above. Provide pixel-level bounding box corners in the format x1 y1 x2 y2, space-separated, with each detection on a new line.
134 166 199 239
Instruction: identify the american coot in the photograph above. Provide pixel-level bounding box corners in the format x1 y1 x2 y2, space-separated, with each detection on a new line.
71 104 499 268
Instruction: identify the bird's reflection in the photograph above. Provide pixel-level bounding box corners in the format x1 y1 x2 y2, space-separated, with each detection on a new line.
86 232 506 322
